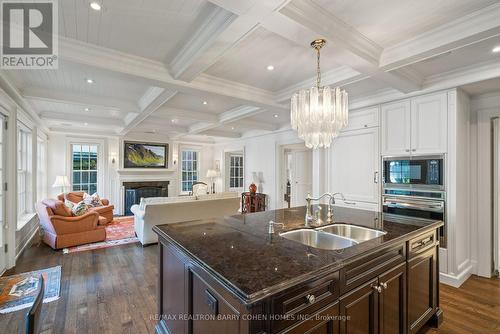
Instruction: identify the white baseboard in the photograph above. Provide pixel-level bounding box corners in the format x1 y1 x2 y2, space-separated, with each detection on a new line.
15 226 39 260
440 263 473 288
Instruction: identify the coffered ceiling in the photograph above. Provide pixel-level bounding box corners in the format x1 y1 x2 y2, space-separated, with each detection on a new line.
1 0 500 141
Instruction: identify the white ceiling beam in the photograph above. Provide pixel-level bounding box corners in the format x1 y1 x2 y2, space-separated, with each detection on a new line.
40 111 125 127
59 37 286 113
188 122 219 134
380 3 500 70
203 129 241 138
169 4 238 81
120 88 177 135
278 0 422 93
236 119 279 131
152 107 219 123
218 105 263 123
22 87 138 113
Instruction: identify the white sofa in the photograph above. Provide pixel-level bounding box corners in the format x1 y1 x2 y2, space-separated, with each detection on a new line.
131 192 240 245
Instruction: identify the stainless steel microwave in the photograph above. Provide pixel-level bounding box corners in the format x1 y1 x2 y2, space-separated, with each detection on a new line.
382 155 444 190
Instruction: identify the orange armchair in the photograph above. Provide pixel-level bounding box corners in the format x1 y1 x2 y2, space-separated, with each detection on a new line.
58 191 114 224
37 199 106 249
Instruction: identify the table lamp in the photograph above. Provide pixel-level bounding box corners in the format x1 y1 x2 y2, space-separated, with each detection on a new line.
52 175 71 194
206 169 218 194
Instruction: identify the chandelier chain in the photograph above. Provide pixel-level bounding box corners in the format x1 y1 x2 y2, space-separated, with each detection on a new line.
316 47 321 88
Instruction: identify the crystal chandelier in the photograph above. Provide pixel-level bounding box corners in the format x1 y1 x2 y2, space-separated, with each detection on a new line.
291 39 349 149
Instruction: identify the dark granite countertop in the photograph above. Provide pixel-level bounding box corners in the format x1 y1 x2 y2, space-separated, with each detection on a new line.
153 205 443 305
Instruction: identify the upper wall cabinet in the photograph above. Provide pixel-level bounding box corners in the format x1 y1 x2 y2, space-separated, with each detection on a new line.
410 93 448 155
381 92 448 156
344 106 379 132
381 100 411 156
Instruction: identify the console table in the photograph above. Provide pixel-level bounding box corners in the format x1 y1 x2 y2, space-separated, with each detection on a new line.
241 192 266 213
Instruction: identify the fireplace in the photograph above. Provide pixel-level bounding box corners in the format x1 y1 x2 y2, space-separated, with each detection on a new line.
123 181 169 215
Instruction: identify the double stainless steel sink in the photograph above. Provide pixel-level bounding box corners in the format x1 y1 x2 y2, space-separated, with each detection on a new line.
279 224 386 250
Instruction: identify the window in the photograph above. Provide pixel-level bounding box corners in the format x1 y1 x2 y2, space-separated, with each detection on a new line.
229 154 244 190
71 144 98 194
37 137 47 201
17 123 32 218
180 149 199 193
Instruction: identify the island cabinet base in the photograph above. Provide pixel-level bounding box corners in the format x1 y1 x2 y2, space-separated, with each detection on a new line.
156 227 443 334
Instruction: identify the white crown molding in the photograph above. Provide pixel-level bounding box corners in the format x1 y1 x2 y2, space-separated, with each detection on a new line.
471 91 500 111
380 2 500 69
0 73 48 131
423 59 500 91
169 4 238 81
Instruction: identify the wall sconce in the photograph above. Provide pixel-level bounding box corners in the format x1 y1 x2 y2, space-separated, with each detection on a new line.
110 152 118 165
172 152 178 166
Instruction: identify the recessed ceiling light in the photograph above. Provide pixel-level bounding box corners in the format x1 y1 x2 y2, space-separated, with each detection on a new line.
171 119 177 123
84 107 91 112
231 126 235 130
267 65 274 71
202 101 208 105
90 2 102 11
493 46 500 53
85 78 94 84
273 114 279 118
84 122 88 126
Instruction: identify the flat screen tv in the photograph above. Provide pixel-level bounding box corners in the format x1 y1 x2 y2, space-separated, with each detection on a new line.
124 142 168 168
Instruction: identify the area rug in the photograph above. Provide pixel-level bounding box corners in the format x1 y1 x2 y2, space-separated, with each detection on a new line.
63 216 138 254
0 265 61 314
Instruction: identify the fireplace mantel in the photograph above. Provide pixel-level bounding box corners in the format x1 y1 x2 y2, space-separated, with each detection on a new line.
117 168 176 175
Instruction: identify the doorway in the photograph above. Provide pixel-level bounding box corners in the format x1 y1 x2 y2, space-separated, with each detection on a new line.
493 118 500 276
0 114 6 274
279 144 312 208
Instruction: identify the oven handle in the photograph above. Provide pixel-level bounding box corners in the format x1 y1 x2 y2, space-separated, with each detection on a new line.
383 200 444 212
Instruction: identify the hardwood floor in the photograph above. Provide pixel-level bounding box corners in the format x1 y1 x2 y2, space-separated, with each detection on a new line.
1 239 499 333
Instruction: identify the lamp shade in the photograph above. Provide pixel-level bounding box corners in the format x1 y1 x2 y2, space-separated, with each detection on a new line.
206 169 218 178
52 175 71 188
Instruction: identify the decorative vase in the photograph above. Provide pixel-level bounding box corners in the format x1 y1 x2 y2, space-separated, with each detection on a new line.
249 183 257 194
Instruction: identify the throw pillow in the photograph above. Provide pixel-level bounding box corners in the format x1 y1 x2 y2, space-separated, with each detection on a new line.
82 192 93 205
64 200 74 210
90 192 103 207
72 201 90 216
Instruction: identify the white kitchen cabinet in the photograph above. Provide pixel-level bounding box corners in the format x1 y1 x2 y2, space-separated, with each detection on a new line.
329 127 380 206
381 100 411 156
343 106 379 132
381 92 448 156
411 93 448 155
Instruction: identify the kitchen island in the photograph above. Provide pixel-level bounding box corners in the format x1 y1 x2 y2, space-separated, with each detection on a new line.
153 205 443 334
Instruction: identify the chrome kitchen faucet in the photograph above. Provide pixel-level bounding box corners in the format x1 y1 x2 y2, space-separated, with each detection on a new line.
305 192 346 226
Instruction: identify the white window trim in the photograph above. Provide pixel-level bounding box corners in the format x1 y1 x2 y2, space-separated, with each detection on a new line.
179 147 201 195
65 137 106 196
228 154 244 192
17 122 33 228
36 136 47 202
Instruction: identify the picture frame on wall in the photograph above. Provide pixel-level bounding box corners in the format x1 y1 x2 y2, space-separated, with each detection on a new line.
123 141 168 168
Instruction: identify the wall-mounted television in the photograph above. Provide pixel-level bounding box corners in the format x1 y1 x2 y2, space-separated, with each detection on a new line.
123 141 168 168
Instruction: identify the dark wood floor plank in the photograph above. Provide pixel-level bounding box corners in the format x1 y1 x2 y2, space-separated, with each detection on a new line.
1 238 499 333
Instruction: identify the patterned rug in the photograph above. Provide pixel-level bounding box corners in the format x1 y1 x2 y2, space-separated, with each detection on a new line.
63 216 138 254
0 266 61 314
